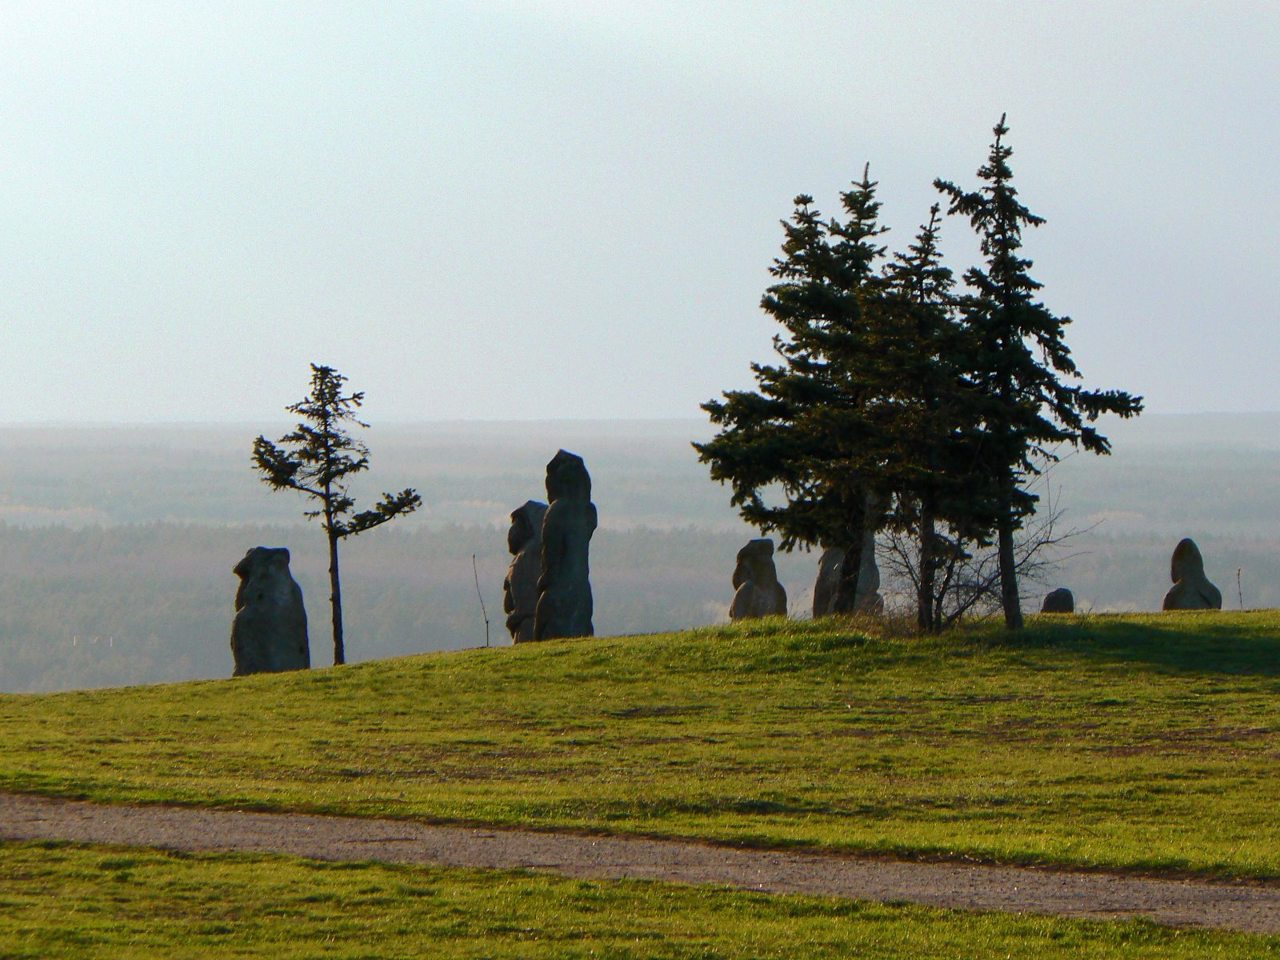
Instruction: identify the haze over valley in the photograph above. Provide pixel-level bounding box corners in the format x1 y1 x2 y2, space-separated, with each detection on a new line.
1 413 1274 693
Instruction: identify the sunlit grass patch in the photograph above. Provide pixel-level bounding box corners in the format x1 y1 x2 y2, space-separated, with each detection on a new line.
2 841 1276 959
3 611 1280 877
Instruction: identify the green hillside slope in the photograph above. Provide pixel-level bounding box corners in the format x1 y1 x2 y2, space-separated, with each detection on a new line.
2 613 1278 878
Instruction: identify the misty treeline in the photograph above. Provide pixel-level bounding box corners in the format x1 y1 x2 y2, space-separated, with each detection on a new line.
1 516 1276 694
1 411 1277 693
698 118 1141 631
0 521 811 693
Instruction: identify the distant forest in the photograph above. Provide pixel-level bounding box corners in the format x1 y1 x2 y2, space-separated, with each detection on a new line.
2 415 1278 692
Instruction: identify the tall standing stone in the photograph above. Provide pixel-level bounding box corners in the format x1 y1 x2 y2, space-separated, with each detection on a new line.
812 538 883 616
503 500 547 642
1162 538 1223 610
812 546 844 618
534 450 598 640
230 547 309 676
730 538 788 620
811 491 884 616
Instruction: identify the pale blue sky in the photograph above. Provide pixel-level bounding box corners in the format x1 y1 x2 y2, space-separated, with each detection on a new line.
1 1 1275 422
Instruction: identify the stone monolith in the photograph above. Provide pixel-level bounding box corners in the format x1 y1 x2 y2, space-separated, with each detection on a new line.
1162 538 1223 610
730 538 788 620
1041 587 1075 613
503 500 548 642
812 542 884 616
534 450 597 640
230 546 309 676
812 546 844 617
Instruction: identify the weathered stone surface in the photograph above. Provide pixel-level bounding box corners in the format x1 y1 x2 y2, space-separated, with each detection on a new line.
503 500 547 643
534 451 597 640
812 541 884 617
230 547 309 676
811 492 884 617
812 547 845 617
1041 587 1075 613
730 538 788 620
1162 538 1223 610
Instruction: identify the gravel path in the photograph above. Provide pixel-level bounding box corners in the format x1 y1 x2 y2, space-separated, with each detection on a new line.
3 792 1279 934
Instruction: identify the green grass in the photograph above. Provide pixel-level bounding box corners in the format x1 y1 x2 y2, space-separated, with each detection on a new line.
3 612 1280 878
2 840 1276 958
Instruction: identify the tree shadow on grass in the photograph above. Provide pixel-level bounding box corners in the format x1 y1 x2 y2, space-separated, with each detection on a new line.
1008 613 1280 677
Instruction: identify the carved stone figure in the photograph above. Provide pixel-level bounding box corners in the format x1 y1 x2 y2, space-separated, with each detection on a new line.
503 500 548 642
534 451 598 640
812 546 845 617
730 538 788 620
230 547 309 676
1162 538 1223 610
1041 587 1075 613
811 491 884 616
812 540 884 617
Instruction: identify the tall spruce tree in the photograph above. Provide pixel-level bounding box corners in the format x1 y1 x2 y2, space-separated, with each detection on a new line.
252 364 422 665
935 116 1143 629
874 205 997 631
695 169 891 609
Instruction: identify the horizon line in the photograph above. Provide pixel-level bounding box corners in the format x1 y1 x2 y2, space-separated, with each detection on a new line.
1 410 1279 429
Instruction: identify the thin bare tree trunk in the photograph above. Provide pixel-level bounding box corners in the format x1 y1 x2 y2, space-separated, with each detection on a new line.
918 506 937 632
997 488 1023 630
328 529 344 666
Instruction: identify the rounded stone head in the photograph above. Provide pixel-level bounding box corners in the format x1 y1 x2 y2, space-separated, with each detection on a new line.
545 449 591 503
507 500 548 554
1170 538 1205 583
733 538 777 589
1041 587 1074 614
234 546 291 580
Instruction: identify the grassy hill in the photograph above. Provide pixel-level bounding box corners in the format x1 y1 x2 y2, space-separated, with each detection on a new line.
3 612 1279 880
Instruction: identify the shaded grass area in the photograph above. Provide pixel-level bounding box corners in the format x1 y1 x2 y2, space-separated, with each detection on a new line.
3 612 1280 878
2 840 1276 959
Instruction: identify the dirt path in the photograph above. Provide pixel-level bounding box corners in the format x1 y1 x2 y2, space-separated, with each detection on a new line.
3 792 1279 934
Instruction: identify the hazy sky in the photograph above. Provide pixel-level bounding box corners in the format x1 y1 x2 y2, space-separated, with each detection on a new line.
1 1 1276 423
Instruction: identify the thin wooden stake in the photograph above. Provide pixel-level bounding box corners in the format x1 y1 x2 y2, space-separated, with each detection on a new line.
472 554 491 647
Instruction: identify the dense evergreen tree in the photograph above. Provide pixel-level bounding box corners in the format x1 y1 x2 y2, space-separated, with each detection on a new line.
252 364 421 665
935 116 1143 629
695 170 891 610
873 205 998 630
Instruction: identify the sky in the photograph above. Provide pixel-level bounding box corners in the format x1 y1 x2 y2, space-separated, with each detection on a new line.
0 1 1276 424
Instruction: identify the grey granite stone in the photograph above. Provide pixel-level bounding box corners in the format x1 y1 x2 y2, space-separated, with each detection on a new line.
534 451 597 640
503 500 547 642
230 547 309 676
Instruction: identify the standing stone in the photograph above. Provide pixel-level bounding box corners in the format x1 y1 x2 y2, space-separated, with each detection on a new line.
1041 587 1075 613
812 546 845 617
1162 538 1223 610
503 500 547 642
811 491 885 617
812 539 884 617
534 450 598 640
730 538 788 620
230 547 309 676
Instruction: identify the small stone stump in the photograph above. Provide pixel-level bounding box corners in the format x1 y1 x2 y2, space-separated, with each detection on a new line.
1162 538 1223 610
230 547 309 676
503 500 547 642
1040 587 1075 613
730 538 788 620
534 450 598 641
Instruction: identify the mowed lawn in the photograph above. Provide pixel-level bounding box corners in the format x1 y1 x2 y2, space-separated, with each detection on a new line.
3 841 1278 959
2 612 1279 878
